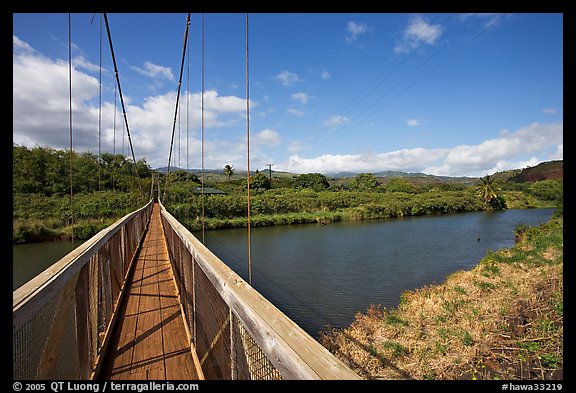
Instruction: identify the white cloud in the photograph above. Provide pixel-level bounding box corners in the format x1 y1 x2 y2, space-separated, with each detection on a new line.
13 35 36 54
13 40 100 151
459 13 504 28
346 21 370 44
130 61 174 81
73 55 101 73
253 129 281 146
291 92 308 104
276 70 302 87
324 115 350 127
287 108 305 117
395 14 443 54
321 69 331 80
280 122 562 176
550 144 563 160
12 37 256 170
407 119 420 126
288 140 309 153
542 107 557 114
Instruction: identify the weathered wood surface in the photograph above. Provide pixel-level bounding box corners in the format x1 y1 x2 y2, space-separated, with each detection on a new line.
101 203 202 380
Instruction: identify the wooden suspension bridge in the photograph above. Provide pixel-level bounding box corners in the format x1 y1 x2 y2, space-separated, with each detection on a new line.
13 197 360 380
13 13 360 380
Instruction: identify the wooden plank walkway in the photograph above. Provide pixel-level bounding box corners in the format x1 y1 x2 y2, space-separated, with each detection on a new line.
100 203 203 380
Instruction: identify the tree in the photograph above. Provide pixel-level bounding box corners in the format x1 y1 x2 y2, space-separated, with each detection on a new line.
224 164 235 180
349 173 379 191
385 177 418 193
475 175 503 209
245 172 271 190
528 180 563 201
292 173 330 191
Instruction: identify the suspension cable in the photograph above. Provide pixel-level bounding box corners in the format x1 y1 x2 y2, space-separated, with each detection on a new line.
68 13 74 244
186 26 190 172
162 12 190 202
102 14 139 180
246 13 252 285
112 75 117 190
201 13 206 244
98 12 102 191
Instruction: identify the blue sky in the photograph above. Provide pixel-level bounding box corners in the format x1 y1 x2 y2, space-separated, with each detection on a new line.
13 13 563 176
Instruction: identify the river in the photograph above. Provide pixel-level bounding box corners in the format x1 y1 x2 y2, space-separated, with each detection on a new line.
13 208 555 337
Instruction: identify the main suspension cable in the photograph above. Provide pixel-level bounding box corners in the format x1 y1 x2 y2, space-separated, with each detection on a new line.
163 13 191 202
102 14 139 177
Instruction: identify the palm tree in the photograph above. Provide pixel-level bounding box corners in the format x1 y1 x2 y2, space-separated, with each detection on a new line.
223 164 234 180
475 175 498 207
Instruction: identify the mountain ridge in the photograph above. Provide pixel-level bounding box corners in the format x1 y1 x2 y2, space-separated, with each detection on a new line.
153 160 562 184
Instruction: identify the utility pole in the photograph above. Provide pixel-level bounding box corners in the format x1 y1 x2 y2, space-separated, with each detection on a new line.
266 163 273 183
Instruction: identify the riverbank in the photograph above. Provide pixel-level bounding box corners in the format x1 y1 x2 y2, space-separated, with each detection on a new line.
319 213 563 380
12 188 557 243
169 190 556 232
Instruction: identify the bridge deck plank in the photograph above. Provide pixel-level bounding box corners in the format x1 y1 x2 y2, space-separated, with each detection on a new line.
101 203 200 380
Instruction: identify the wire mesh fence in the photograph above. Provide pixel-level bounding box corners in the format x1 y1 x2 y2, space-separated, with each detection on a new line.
160 201 359 380
13 200 154 380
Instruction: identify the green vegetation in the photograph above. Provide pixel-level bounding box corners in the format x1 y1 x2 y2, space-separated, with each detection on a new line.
13 144 152 243
13 144 563 244
223 164 235 180
291 172 331 191
320 215 563 380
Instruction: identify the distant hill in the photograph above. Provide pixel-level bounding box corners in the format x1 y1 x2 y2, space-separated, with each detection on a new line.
154 160 562 185
327 170 478 186
492 160 563 183
152 166 295 180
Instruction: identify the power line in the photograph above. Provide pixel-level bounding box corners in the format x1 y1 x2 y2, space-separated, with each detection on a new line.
311 14 494 155
306 14 449 151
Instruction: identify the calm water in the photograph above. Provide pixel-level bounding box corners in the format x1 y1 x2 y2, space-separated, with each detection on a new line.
200 208 556 336
13 208 555 337
13 239 85 291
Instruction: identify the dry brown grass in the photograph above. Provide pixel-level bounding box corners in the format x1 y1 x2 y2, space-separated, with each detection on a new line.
320 217 563 380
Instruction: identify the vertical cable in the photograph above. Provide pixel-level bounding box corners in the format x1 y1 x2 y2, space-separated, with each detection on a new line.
112 78 117 190
68 13 74 244
186 22 190 173
98 12 102 191
186 18 190 224
122 113 125 157
113 78 116 156
162 13 190 203
178 97 181 170
201 13 206 244
245 13 252 285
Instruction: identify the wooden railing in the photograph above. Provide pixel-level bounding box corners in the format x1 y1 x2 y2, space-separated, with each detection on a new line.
13 200 154 380
159 201 360 380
